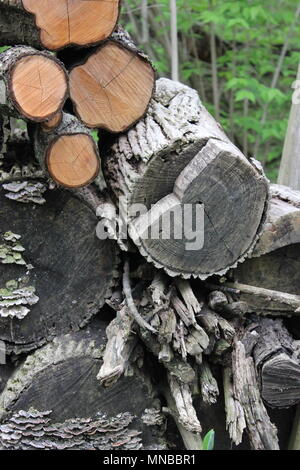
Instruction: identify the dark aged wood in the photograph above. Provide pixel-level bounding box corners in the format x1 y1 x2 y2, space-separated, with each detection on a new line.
0 181 118 354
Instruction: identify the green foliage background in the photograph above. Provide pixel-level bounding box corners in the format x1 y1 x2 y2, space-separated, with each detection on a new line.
123 0 300 181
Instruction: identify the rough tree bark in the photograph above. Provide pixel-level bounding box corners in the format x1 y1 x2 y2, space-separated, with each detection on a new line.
0 320 166 450
69 29 156 132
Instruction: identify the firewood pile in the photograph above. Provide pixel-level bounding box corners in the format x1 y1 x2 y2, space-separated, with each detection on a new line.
0 0 299 451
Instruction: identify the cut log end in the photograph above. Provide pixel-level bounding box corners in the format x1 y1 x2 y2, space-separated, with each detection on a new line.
22 0 121 50
70 41 155 132
46 134 100 188
10 54 68 121
41 112 63 133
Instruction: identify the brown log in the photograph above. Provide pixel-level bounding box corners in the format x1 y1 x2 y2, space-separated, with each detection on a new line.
0 46 68 122
102 78 269 279
69 30 156 132
33 112 100 188
252 184 300 258
0 0 121 50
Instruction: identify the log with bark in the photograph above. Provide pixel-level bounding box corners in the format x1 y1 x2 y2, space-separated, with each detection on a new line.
102 78 269 279
0 1 300 450
0 0 121 50
0 46 68 122
32 112 101 188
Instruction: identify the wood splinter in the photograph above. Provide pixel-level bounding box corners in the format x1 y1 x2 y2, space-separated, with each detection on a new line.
32 113 100 188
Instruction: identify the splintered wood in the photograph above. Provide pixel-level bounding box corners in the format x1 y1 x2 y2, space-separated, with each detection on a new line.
47 134 100 188
70 41 155 132
22 0 120 50
11 55 67 120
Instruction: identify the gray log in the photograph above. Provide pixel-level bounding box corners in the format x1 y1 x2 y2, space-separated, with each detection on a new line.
102 78 269 279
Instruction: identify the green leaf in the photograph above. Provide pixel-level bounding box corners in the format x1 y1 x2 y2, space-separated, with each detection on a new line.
201 430 215 450
235 90 256 103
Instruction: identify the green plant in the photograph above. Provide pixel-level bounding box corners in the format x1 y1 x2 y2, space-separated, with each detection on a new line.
201 429 215 450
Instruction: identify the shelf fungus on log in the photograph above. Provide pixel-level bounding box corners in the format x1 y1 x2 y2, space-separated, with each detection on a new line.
0 0 121 50
0 46 68 122
0 181 118 354
102 78 269 279
0 323 166 450
32 113 100 188
69 31 156 132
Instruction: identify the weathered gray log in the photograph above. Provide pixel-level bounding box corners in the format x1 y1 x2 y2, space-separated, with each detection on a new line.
102 78 269 279
199 359 219 405
32 112 100 188
249 318 300 408
252 184 300 258
223 366 246 446
232 340 279 450
226 281 300 316
0 179 118 354
0 0 121 50
0 321 166 450
236 243 300 298
0 46 68 122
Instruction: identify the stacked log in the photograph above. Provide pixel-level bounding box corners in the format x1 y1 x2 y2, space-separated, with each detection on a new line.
0 0 299 452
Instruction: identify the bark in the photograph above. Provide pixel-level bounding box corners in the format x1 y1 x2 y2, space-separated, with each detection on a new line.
102 78 269 279
0 46 68 122
0 322 166 450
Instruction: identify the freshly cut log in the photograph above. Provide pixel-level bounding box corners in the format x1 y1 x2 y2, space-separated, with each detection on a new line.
0 0 121 50
0 46 68 122
33 113 100 188
245 318 300 409
69 34 155 132
102 78 269 279
0 322 166 450
0 180 118 354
